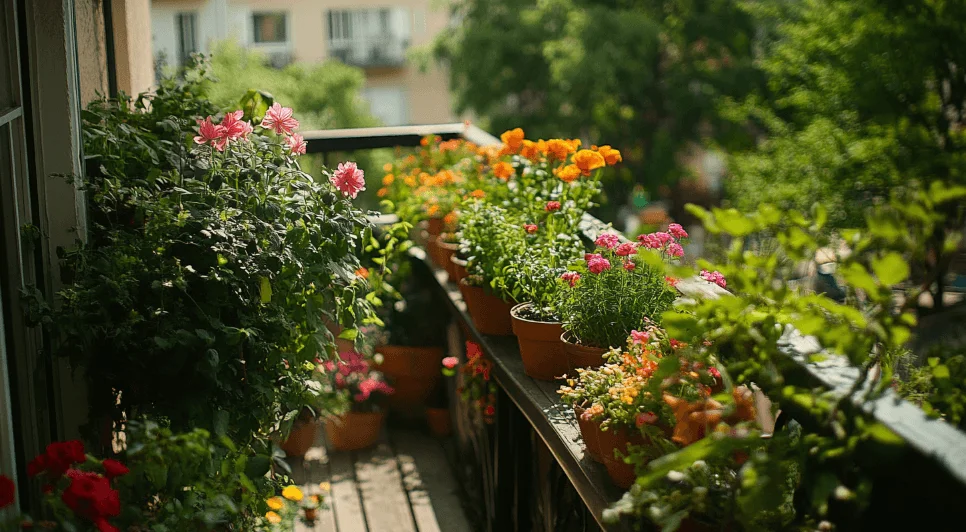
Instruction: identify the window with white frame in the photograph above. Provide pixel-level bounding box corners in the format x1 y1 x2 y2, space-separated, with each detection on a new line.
362 86 408 126
252 12 288 44
326 8 411 67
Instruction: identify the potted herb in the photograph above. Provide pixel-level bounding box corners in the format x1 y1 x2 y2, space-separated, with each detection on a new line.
319 351 395 451
557 230 683 370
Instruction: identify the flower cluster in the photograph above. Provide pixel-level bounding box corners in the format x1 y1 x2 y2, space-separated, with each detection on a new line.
318 351 395 409
456 342 497 424
699 270 727 288
264 483 329 529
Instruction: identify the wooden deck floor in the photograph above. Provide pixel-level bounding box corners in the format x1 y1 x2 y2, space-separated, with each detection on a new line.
287 427 473 532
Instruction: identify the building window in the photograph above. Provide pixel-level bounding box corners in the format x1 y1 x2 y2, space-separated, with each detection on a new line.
326 8 411 67
252 12 287 44
176 12 197 66
362 86 408 126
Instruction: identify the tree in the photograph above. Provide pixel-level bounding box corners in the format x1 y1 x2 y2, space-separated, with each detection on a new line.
431 0 763 222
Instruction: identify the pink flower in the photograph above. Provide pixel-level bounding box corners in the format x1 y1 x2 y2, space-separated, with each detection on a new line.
623 260 636 271
524 223 538 234
329 161 366 199
630 329 649 345
261 102 299 135
700 270 727 288
654 232 674 246
587 256 611 274
635 412 658 427
637 233 661 249
354 378 394 402
220 110 253 142
594 233 620 250
286 133 307 155
545 201 561 212
667 242 684 257
193 117 226 150
709 367 721 379
668 223 688 239
615 242 637 256
560 271 581 287
442 356 459 369
584 253 599 262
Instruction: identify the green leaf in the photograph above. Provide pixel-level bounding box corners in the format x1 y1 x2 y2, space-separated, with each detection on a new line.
932 364 950 380
338 328 358 340
840 263 878 294
259 276 272 304
870 252 909 286
712 208 756 236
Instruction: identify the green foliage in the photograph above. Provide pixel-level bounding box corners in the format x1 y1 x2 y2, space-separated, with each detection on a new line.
57 63 377 447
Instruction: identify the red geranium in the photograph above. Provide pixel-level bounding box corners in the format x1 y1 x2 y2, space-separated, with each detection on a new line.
28 440 85 479
101 459 129 481
0 474 14 508
61 469 120 531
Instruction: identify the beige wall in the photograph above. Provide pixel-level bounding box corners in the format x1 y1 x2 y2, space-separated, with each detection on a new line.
75 0 110 104
112 0 154 96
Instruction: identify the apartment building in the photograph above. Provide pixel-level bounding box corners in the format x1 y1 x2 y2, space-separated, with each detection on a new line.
150 0 458 126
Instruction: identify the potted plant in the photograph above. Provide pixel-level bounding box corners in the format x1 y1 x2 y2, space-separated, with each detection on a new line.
457 200 520 335
319 351 395 451
557 229 683 371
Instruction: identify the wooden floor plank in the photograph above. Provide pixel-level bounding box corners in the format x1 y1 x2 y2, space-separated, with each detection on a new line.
354 440 419 532
330 451 368 532
296 443 337 532
392 430 473 532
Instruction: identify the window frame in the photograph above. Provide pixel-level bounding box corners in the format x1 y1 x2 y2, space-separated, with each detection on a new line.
251 11 289 45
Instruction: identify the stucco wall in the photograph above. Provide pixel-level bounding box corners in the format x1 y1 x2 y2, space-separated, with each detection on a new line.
112 0 154 96
75 0 110 104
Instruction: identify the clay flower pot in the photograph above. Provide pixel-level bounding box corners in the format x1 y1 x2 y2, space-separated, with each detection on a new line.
437 240 459 274
449 256 468 285
427 216 445 237
325 411 385 451
458 279 514 336
425 407 453 437
375 345 444 412
280 421 319 458
561 331 608 373
510 303 568 381
573 405 604 463
303 508 319 522
596 425 646 489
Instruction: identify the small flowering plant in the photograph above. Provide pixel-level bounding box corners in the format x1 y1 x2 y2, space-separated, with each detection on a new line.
456 342 498 424
316 351 395 413
557 232 679 349
263 484 328 531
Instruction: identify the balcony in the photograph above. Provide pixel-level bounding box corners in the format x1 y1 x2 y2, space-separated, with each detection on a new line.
330 37 409 69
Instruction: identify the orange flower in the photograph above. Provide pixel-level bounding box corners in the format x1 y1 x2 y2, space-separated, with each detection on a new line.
500 128 525 153
664 394 724 446
545 139 580 161
520 140 541 161
596 145 622 165
573 149 606 175
355 267 369 279
427 204 440 216
382 174 395 186
492 161 515 180
377 187 388 197
443 211 458 227
404 175 417 187
383 163 393 172
555 164 582 183
469 189 486 199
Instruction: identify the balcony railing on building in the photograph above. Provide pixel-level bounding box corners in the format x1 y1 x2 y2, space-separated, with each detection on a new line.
330 37 409 68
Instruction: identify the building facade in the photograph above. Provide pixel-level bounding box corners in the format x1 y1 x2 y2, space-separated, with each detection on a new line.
150 0 458 126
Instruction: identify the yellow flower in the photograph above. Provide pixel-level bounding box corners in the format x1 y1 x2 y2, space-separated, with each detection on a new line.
492 161 515 180
573 149 606 175
319 481 331 492
265 511 282 524
282 485 304 502
427 204 440 216
382 173 395 186
555 164 582 183
404 175 417 187
267 496 284 511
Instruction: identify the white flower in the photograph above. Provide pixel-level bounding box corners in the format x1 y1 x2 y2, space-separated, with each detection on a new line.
667 470 686 482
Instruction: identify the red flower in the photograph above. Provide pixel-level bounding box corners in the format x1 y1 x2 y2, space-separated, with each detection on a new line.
524 223 538 234
635 412 658 427
665 276 679 287
667 223 689 239
29 440 85 479
0 475 14 509
545 201 561 212
484 405 496 417
622 260 636 271
442 356 459 369
615 242 637 256
101 460 129 480
61 469 120 527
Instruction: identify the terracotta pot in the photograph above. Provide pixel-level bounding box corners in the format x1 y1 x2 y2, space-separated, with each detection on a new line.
325 411 385 451
597 425 646 489
458 279 514 336
450 256 468 284
425 236 442 268
561 331 608 372
437 240 459 274
303 508 319 522
375 345 444 411
425 407 453 437
573 405 604 463
280 421 319 458
427 217 445 237
510 303 568 381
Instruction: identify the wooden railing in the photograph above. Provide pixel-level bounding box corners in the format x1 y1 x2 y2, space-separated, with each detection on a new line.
315 124 966 530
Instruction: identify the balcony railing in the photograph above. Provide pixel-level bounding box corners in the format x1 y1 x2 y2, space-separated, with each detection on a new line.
304 124 966 530
329 37 409 68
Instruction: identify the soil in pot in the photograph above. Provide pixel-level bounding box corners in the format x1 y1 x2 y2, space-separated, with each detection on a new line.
425 407 453 437
280 421 319 458
574 405 604 462
375 345 444 412
458 279 514 336
325 411 385 451
597 425 647 489
511 303 568 381
561 331 609 373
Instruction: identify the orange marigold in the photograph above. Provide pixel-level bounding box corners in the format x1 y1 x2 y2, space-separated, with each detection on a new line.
355 267 370 279
404 175 417 187
500 128 525 153
555 164 582 183
443 211 458 227
427 204 440 216
377 187 388 197
469 189 486 199
492 161 515 180
520 139 540 161
573 149 606 175
596 145 623 165
545 139 580 161
383 163 393 172
382 174 395 186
